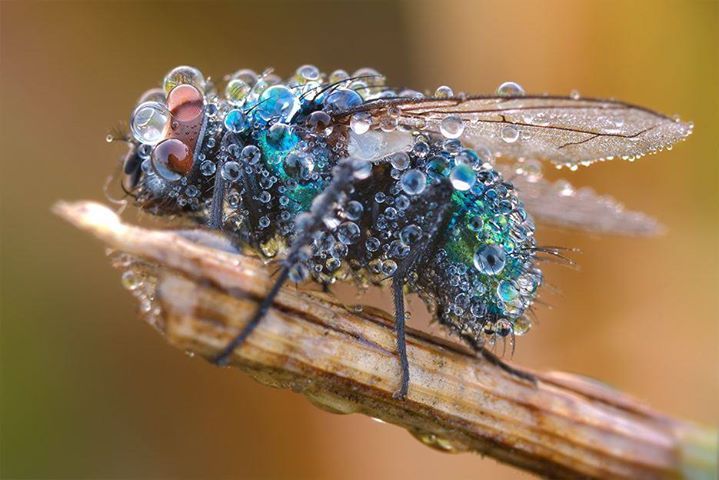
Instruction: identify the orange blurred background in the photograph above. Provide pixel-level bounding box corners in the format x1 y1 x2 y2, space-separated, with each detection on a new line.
1 1 717 479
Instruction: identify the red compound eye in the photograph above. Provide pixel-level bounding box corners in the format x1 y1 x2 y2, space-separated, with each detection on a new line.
151 138 192 181
167 84 203 122
150 83 205 181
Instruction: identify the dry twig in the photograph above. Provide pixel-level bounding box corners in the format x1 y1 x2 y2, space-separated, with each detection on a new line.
55 200 717 480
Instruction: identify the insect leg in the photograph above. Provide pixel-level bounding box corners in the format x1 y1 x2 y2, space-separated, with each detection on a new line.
212 158 358 366
391 275 409 399
208 132 250 231
479 348 536 384
207 159 225 229
390 180 454 398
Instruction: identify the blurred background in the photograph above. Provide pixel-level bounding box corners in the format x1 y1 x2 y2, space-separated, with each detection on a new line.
1 1 717 479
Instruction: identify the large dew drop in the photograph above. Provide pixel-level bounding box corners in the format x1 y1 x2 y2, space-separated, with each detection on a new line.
440 115 465 139
324 88 363 112
225 78 251 105
257 85 300 122
130 102 169 145
163 65 205 94
473 244 506 275
496 81 525 97
449 164 476 191
400 169 427 195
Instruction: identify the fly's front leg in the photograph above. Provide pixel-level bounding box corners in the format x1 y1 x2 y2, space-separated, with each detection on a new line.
207 132 249 230
391 275 410 399
212 158 360 366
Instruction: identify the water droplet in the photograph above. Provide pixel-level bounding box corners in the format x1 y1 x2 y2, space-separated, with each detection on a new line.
329 69 350 84
520 159 542 182
225 78 251 105
151 138 191 181
346 201 364 221
265 122 295 152
500 125 520 143
381 260 397 276
350 112 372 135
473 245 506 275
468 216 484 232
257 85 300 122
366 237 380 252
241 145 261 165
496 81 525 96
130 102 169 145
352 159 372 180
400 225 422 244
440 115 465 139
325 257 341 272
389 152 410 170
121 269 142 291
497 280 519 302
400 169 427 195
221 161 242 182
395 195 410 210
409 429 468 453
337 221 360 244
513 317 532 336
449 164 476 191
283 152 314 179
163 65 205 93
379 116 397 132
224 109 249 133
324 88 363 112
434 85 454 98
185 185 199 198
413 140 430 157
296 64 320 81
258 191 271 203
426 155 450 180
389 240 410 258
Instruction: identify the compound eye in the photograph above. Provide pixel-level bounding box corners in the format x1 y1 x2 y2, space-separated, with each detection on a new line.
167 84 203 122
147 83 205 182
151 138 191 181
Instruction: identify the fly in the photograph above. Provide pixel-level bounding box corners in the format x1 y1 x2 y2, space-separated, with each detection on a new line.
114 65 692 399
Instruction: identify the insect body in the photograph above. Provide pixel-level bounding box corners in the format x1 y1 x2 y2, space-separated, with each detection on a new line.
119 65 692 398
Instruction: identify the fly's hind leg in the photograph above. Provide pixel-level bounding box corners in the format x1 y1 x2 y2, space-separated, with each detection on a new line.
212 158 358 366
479 348 537 384
461 332 537 384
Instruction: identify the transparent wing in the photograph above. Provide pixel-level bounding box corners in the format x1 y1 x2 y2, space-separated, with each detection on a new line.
338 95 693 167
497 164 662 236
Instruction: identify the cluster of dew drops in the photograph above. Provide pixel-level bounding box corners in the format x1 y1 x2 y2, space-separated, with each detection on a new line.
112 252 164 331
125 65 543 341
